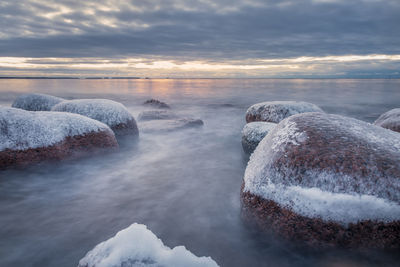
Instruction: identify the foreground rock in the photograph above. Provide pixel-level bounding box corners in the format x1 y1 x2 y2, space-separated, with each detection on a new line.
0 107 118 169
143 99 170 109
139 118 203 133
138 110 179 121
374 108 400 133
12 93 64 111
241 112 400 248
245 101 323 123
52 99 138 136
78 223 219 267
242 122 276 154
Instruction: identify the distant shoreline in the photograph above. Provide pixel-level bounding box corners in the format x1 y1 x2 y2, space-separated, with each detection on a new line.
0 77 399 80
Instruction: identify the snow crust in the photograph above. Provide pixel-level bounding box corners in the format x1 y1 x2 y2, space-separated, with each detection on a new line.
78 223 219 267
0 107 112 151
52 99 134 127
242 122 276 144
12 93 64 111
138 110 179 121
246 101 323 123
243 113 400 225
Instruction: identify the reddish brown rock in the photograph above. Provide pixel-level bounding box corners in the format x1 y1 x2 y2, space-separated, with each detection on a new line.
374 108 400 133
241 112 400 248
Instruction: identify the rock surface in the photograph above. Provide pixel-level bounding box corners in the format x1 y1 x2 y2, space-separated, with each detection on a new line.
242 122 276 154
241 112 400 248
12 93 64 111
245 101 323 123
143 99 170 109
52 99 138 136
374 108 400 133
78 223 219 267
139 118 203 133
0 107 118 169
138 110 179 121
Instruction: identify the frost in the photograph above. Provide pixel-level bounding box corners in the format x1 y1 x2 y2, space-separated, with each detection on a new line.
0 107 112 151
52 99 135 127
374 108 400 132
270 120 307 152
78 223 219 267
12 93 64 111
242 122 276 144
246 101 323 123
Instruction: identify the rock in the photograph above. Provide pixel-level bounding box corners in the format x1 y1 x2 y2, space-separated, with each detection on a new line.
143 99 171 109
52 99 138 136
139 118 203 133
242 122 276 154
78 223 219 267
374 108 400 133
12 93 64 111
0 107 118 169
138 110 179 121
245 101 323 123
241 112 400 248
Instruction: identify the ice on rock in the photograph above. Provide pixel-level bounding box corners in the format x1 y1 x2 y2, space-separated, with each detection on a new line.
374 108 400 133
245 101 323 123
78 223 219 267
241 122 276 154
12 93 64 111
0 106 113 151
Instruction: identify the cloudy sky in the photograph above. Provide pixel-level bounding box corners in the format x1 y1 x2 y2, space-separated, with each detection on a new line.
1 0 399 78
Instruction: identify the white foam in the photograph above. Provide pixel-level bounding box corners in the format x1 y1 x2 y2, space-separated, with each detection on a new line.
52 99 134 127
78 223 219 267
0 107 112 151
12 93 64 111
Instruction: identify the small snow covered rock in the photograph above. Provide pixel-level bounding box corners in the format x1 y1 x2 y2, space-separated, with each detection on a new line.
143 99 170 109
12 93 64 111
52 99 138 136
241 112 400 248
0 107 118 169
245 101 323 123
138 110 179 121
242 122 276 154
78 223 219 267
139 118 203 133
374 108 400 133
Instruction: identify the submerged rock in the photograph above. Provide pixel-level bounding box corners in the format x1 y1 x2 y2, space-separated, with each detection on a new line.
12 93 64 111
52 99 138 136
374 108 400 133
143 99 170 109
0 107 118 169
138 110 179 121
241 112 400 248
245 101 323 123
242 122 276 154
78 223 219 267
139 118 203 133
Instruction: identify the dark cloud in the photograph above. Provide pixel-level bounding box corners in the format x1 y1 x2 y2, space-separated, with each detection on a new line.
0 0 399 60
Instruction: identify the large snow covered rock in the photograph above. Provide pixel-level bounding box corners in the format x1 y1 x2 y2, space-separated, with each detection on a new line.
138 110 179 121
241 112 400 248
143 99 170 109
139 118 204 133
374 108 400 133
78 223 219 267
242 122 276 154
12 93 64 111
245 101 323 123
0 107 118 169
52 99 138 136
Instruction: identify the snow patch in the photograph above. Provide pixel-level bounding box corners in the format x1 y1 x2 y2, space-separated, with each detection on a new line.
12 93 64 111
78 223 219 267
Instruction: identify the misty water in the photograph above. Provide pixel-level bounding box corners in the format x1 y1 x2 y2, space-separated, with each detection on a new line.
0 79 399 267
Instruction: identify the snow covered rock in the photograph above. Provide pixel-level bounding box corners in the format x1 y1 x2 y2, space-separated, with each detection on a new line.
245 101 323 123
0 107 118 169
241 112 400 248
374 108 400 133
242 122 276 154
12 93 64 111
52 99 138 136
143 99 170 109
139 118 203 133
138 110 179 121
78 223 219 267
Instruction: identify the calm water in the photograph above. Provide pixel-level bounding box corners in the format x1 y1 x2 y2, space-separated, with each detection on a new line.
0 79 399 267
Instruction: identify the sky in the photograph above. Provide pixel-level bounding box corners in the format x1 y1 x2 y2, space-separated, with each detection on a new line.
0 0 399 78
